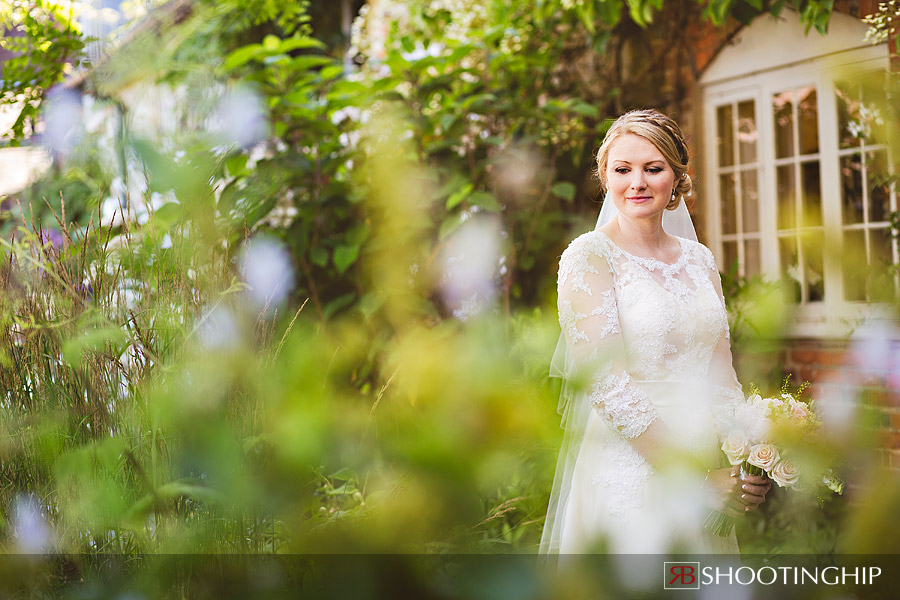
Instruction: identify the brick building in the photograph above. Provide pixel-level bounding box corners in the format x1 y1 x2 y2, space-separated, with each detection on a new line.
681 2 900 468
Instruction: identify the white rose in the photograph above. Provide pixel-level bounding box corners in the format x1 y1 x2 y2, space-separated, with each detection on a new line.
747 443 780 471
748 417 771 444
721 431 750 465
770 459 801 488
735 403 767 433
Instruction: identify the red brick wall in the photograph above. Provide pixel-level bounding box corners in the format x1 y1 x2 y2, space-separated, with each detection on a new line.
779 338 900 471
783 339 850 388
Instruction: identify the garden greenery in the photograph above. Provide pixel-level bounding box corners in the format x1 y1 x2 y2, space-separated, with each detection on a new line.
0 0 898 594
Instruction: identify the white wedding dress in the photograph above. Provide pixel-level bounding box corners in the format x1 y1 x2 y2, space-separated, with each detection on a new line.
541 228 743 554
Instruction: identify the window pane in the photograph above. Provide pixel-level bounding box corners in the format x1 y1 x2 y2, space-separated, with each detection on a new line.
868 149 891 223
870 227 894 267
780 235 801 303
720 173 736 234
738 100 757 164
802 230 824 302
797 87 819 155
870 228 896 302
717 104 734 167
835 82 861 149
842 229 866 302
840 153 864 225
741 170 759 233
776 165 795 230
866 76 888 143
773 91 795 158
800 161 822 227
836 74 888 147
723 240 738 274
744 238 761 276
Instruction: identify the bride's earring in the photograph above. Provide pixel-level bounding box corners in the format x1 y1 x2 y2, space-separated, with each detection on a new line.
667 187 678 209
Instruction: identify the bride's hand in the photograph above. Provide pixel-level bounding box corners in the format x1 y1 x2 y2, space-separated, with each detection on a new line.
737 468 771 513
705 466 771 518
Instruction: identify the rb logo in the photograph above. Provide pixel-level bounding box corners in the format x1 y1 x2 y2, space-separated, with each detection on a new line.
664 562 700 589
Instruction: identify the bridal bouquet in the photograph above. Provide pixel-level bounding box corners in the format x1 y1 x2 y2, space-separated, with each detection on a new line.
706 381 844 536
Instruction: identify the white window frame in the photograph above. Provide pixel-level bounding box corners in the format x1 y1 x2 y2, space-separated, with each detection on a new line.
702 44 893 338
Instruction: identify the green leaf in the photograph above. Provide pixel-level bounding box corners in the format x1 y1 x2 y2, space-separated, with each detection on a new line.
597 0 623 26
572 102 599 119
357 291 386 319
223 44 262 71
333 244 359 274
217 181 242 216
346 224 369 246
289 55 335 72
330 467 359 482
225 154 249 178
460 93 497 112
310 247 329 267
468 191 500 212
439 114 457 132
575 0 596 34
131 138 177 186
263 53 290 66
62 319 130 368
319 65 344 80
279 36 326 52
154 202 183 227
705 0 734 25
263 35 281 51
551 182 576 202
323 293 355 319
542 101 565 115
445 183 473 210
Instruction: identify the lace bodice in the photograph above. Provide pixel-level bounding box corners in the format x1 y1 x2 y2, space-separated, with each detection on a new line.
557 230 743 440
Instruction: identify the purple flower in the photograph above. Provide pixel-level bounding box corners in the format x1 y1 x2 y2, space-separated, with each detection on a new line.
38 228 64 250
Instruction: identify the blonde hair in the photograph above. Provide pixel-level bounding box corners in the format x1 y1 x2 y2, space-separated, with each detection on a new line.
596 109 693 209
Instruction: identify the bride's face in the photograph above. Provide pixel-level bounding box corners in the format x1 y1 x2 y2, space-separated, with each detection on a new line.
604 133 676 222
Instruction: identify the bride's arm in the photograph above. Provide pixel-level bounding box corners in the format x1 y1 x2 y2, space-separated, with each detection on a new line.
704 253 746 435
557 237 677 467
703 251 772 512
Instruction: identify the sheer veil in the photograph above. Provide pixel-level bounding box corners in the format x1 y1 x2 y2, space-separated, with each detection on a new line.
539 196 697 555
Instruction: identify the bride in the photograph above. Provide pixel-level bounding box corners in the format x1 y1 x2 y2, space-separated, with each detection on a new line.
540 109 771 554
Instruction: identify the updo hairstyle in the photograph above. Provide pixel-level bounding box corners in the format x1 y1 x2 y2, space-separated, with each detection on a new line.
595 109 693 210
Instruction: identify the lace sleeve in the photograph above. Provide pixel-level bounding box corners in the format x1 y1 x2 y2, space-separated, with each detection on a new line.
702 248 744 436
557 235 658 439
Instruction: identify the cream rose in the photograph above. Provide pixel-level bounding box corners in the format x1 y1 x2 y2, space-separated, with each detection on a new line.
747 443 780 471
721 431 750 465
770 459 801 488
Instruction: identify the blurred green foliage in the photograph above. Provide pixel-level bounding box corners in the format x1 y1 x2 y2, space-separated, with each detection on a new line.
0 1 85 144
2 1 900 598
